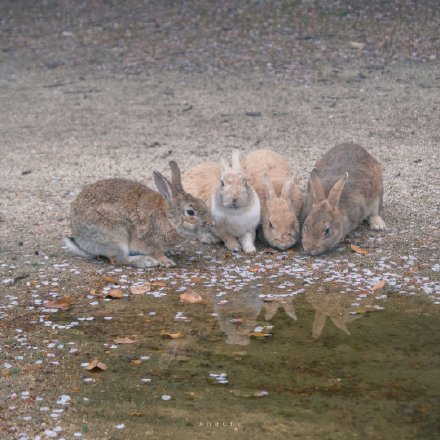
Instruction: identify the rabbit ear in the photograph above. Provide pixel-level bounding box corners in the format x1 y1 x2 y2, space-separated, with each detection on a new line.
263 173 276 200
290 160 296 176
168 161 184 192
220 158 229 178
328 173 348 207
153 171 175 205
281 177 294 200
231 149 242 171
310 168 325 203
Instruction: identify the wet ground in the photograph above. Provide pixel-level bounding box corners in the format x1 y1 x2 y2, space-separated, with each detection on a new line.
1 1 440 439
1 234 439 439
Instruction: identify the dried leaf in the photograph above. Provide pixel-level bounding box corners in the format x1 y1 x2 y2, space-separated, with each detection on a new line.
191 277 204 283
371 280 387 292
249 332 266 338
106 289 123 299
103 275 118 284
150 281 167 287
45 296 74 310
161 330 184 339
249 266 265 273
262 247 278 254
89 289 101 296
350 244 369 256
180 292 204 304
130 412 144 417
113 337 136 344
85 358 108 371
131 359 142 365
229 317 245 324
130 283 151 295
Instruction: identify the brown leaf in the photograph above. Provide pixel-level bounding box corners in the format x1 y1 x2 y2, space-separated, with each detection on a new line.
106 289 123 299
161 330 185 339
229 317 245 324
262 247 278 254
103 275 118 284
191 277 204 283
180 292 204 304
130 412 145 417
131 359 142 365
85 358 108 371
371 280 387 292
350 244 369 256
150 281 167 287
130 283 151 295
113 337 136 344
89 289 102 296
45 296 74 310
249 332 266 338
249 266 265 273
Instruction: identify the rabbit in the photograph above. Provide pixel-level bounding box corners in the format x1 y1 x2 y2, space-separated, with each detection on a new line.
182 149 260 253
242 149 304 250
302 142 386 256
63 161 218 268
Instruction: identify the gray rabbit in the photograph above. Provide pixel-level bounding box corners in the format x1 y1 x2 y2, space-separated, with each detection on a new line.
302 143 386 255
63 161 218 267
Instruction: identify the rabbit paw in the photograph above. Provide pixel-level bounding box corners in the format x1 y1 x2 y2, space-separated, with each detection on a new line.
224 237 241 252
127 255 162 268
240 233 256 254
157 255 176 267
369 215 386 231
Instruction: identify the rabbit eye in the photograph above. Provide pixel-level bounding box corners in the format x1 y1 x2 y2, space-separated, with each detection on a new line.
186 209 195 216
269 221 274 229
324 227 330 237
220 180 225 187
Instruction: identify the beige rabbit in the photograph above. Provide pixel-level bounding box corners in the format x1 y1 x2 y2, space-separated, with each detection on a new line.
182 149 260 253
243 149 304 250
63 161 218 268
302 143 386 256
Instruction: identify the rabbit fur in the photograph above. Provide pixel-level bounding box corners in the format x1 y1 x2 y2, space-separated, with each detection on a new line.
63 161 218 267
243 149 304 250
302 142 386 256
182 149 260 253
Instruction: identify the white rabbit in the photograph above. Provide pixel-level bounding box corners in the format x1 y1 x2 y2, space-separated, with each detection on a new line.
182 149 260 253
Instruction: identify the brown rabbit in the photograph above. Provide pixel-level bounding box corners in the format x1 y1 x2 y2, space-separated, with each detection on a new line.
243 149 304 250
63 161 218 267
302 143 386 256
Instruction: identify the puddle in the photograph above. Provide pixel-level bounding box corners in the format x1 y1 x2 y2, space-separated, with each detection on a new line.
61 288 438 439
1 247 440 439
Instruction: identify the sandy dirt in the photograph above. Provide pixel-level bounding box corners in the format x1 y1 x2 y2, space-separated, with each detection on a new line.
1 1 439 439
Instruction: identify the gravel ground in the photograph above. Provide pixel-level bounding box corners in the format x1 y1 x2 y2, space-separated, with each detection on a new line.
0 1 439 439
